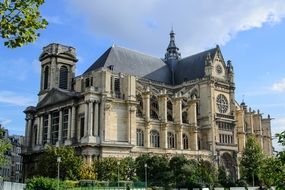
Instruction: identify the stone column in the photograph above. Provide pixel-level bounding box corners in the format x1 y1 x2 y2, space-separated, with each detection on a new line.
188 98 198 126
129 104 137 145
190 127 198 150
36 117 40 145
39 116 43 146
142 88 150 121
176 126 183 150
94 102 99 136
160 123 168 149
144 123 150 148
57 109 63 146
71 105 76 140
84 102 88 137
173 96 182 124
25 118 32 148
158 89 167 123
88 101 94 136
86 155 93 166
47 113 51 144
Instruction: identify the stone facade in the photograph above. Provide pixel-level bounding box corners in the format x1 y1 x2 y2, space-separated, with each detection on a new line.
22 32 272 181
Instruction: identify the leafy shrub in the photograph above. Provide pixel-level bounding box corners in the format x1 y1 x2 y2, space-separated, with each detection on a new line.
26 176 66 190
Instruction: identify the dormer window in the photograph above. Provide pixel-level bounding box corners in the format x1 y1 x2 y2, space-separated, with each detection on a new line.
108 65 114 70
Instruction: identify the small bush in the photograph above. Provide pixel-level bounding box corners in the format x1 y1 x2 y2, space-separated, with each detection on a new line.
26 176 66 190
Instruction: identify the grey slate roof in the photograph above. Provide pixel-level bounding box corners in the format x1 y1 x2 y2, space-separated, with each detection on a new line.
84 45 218 85
175 48 216 85
84 45 172 84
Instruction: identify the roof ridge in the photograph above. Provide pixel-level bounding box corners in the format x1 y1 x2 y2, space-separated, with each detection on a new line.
112 44 165 61
181 47 216 60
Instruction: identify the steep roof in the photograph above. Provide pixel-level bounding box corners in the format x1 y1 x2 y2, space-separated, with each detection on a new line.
174 48 216 85
84 45 172 84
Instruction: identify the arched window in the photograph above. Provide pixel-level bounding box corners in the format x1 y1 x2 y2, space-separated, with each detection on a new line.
43 66 49 90
136 94 143 117
183 134 189 149
150 96 159 120
167 100 173 122
136 129 144 146
59 66 68 89
167 132 175 149
182 111 188 123
150 130 159 148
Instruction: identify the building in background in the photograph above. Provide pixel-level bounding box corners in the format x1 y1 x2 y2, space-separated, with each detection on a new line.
0 126 24 182
23 30 272 180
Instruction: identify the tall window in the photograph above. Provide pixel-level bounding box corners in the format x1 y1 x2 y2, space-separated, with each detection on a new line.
167 100 173 121
51 111 59 145
136 94 143 117
43 66 49 90
59 66 68 89
150 96 159 120
43 114 48 144
33 125 37 145
62 109 69 141
182 111 188 123
136 129 144 146
80 117 85 138
114 78 120 98
183 134 189 150
167 132 175 149
85 78 90 88
150 130 159 148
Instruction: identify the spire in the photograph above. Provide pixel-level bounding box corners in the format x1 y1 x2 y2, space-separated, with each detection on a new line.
165 28 180 60
164 28 181 85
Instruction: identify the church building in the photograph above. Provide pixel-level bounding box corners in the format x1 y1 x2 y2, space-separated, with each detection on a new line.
23 30 272 180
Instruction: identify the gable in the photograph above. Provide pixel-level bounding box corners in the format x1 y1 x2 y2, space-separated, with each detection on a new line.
37 88 80 108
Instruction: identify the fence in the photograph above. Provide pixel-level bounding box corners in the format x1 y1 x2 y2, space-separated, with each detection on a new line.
0 181 26 190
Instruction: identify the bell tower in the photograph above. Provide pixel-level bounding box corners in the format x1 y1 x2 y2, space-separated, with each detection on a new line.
38 43 78 100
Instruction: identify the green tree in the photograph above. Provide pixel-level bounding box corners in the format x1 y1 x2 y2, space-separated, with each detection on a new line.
274 131 285 189
135 153 151 182
218 165 235 188
0 0 48 48
120 156 136 181
148 155 171 187
93 157 119 181
258 156 281 188
36 145 83 180
169 155 189 187
0 127 11 167
240 135 264 186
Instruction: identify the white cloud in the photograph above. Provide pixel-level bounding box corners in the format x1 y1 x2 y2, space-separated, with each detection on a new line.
272 117 285 151
0 91 35 107
68 0 285 55
272 78 285 92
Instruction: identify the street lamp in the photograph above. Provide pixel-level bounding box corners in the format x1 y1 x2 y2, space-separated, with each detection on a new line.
117 161 120 190
57 157 61 190
144 163 147 190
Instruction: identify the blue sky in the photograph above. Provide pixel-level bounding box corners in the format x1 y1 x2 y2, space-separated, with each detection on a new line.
0 0 285 150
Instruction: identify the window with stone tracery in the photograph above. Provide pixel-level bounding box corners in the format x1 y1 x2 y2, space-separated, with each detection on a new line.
51 111 59 145
167 132 175 149
183 133 189 149
62 108 69 141
136 94 143 117
150 130 159 148
136 129 144 146
43 114 48 144
150 96 159 120
167 100 173 122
